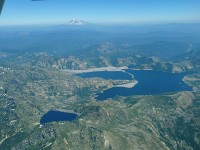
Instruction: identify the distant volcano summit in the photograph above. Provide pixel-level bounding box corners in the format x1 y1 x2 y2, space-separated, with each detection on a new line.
67 19 88 25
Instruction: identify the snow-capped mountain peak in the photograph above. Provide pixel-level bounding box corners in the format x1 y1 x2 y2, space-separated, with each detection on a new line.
67 19 88 25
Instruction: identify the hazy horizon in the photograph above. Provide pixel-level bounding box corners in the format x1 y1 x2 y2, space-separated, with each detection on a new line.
1 0 200 25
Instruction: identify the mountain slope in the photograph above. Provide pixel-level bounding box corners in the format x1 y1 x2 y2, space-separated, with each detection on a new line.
67 19 88 25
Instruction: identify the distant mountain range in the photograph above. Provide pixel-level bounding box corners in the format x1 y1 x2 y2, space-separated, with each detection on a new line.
67 19 88 25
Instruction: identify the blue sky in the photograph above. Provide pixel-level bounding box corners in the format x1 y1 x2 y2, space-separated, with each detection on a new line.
1 0 200 25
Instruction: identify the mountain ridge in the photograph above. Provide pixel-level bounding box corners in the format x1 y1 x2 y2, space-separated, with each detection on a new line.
67 19 88 25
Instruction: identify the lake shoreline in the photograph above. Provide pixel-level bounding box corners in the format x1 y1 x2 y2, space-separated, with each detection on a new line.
115 80 138 88
63 66 128 74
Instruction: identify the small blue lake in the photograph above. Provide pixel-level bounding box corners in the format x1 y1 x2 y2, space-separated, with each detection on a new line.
76 69 193 101
40 111 78 124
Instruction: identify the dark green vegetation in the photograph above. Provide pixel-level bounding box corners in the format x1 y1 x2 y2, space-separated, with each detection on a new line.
0 23 200 149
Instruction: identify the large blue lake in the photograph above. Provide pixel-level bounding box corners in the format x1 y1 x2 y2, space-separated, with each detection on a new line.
76 70 193 101
40 111 78 124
